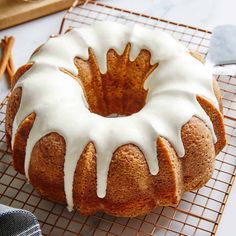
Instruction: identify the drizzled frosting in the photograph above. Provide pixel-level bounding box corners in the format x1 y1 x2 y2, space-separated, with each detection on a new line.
12 21 218 211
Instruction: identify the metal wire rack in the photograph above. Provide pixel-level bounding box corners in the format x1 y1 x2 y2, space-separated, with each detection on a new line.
1 0 236 235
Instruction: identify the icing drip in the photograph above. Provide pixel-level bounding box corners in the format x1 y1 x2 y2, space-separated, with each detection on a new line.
12 21 218 210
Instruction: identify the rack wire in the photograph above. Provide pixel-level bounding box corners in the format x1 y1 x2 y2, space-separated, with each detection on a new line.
1 0 236 235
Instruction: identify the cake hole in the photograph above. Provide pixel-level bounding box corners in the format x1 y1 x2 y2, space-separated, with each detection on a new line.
74 46 158 117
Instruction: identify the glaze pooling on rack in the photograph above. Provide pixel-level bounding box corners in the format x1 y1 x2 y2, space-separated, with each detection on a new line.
11 21 218 211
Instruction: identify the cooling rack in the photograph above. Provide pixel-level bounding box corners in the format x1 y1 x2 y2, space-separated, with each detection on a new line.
1 0 236 235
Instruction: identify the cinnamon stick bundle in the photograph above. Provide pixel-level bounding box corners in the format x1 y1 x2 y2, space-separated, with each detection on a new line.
0 36 15 88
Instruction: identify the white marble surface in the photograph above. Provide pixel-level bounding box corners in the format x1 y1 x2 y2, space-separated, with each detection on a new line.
104 0 236 30
0 0 236 235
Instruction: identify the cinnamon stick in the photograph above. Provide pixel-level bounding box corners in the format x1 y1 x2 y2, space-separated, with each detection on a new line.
6 37 15 88
6 63 14 88
8 48 15 75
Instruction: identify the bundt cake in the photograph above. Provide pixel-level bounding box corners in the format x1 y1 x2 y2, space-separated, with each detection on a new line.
6 21 226 217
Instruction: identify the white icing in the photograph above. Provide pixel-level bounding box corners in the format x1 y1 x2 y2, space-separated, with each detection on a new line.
11 21 218 211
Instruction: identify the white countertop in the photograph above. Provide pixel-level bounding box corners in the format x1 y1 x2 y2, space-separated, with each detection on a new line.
0 0 236 235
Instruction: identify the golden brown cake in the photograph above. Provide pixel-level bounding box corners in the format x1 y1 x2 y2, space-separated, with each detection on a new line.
6 21 226 217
